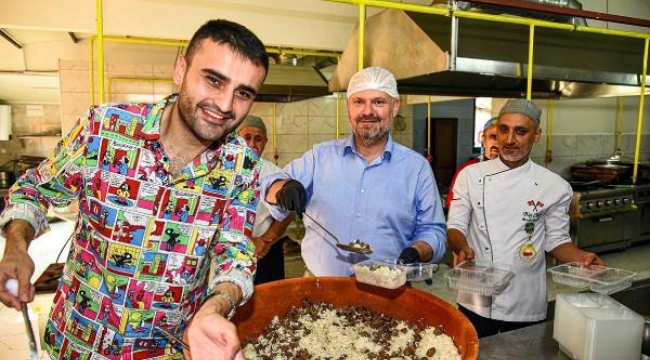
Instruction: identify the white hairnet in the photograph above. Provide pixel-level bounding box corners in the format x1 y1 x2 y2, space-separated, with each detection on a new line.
346 67 399 98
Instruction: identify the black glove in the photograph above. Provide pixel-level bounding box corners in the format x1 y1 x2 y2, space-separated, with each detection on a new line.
275 180 306 219
398 247 420 264
398 247 434 285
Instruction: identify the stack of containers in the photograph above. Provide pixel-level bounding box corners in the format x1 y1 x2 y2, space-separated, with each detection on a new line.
548 262 643 359
553 293 644 360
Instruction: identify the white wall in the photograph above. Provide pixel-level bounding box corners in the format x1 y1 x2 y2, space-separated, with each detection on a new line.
537 97 650 135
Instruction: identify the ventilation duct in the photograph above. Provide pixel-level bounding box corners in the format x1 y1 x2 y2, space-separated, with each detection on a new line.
457 0 587 26
256 63 331 103
329 8 649 98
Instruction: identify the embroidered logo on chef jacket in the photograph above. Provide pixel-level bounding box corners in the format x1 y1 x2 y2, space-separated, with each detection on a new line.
519 241 537 263
520 199 544 263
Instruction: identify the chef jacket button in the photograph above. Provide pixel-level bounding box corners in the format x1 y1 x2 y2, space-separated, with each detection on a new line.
360 189 365 194
477 201 481 206
479 224 485 230
356 212 362 217
484 247 491 252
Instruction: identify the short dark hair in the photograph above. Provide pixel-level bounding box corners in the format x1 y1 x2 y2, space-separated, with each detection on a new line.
185 19 269 74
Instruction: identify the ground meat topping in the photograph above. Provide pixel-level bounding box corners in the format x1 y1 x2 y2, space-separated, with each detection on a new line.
242 300 461 360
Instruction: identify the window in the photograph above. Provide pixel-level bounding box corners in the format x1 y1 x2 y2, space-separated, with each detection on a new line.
473 97 493 151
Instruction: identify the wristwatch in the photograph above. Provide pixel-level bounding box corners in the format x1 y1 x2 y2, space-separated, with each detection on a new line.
204 290 237 320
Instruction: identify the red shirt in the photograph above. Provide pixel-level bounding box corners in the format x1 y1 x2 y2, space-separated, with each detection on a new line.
446 157 480 209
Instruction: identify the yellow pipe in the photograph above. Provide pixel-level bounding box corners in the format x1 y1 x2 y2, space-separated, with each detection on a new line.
616 97 624 154
336 93 341 140
97 36 343 58
358 5 364 71
324 0 650 40
454 9 573 30
101 36 188 47
545 100 554 166
458 10 648 40
273 102 278 165
325 0 450 16
89 37 95 105
106 77 174 100
526 24 535 100
427 96 431 157
265 48 342 58
96 0 105 103
576 25 650 40
632 37 649 184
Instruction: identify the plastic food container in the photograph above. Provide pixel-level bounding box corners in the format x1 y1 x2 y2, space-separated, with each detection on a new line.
547 263 636 294
352 260 407 289
443 261 514 296
378 259 439 282
553 292 644 360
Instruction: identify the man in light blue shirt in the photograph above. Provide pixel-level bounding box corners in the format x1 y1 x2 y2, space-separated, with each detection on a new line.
262 67 447 276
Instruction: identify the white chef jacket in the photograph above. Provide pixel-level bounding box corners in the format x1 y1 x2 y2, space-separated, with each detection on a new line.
253 159 282 237
447 158 572 322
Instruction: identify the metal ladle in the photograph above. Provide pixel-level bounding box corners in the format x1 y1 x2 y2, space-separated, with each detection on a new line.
303 212 373 255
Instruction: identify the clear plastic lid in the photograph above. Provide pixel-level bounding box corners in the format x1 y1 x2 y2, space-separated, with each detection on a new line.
377 259 439 282
547 262 636 294
443 260 514 296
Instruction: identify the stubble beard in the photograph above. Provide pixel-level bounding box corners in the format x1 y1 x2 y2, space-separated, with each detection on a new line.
177 89 236 143
352 116 392 146
500 144 532 163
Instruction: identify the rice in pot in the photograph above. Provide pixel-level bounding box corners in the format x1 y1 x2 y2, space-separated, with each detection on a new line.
242 299 461 360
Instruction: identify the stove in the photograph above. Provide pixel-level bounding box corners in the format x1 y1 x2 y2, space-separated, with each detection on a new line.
635 184 650 245
570 185 639 253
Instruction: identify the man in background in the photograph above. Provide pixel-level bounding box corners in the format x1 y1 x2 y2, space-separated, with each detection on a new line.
446 117 499 209
237 115 292 284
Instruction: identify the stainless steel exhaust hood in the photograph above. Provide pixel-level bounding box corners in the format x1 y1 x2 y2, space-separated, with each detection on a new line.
256 63 331 103
329 9 650 98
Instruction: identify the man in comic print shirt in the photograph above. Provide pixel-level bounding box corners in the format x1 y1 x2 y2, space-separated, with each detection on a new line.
0 19 268 360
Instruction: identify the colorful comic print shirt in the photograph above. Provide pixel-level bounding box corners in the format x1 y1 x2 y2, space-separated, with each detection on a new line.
0 95 260 360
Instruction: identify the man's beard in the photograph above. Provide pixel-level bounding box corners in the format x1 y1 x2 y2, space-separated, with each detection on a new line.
352 116 391 146
177 88 235 142
500 144 532 163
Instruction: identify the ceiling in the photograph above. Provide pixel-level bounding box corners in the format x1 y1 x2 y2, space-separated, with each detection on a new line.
1 0 649 104
0 0 365 104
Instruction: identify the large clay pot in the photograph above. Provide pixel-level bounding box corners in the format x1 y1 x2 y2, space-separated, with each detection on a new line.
232 277 479 359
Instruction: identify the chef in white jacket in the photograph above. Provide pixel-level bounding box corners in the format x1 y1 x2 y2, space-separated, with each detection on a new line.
446 99 604 338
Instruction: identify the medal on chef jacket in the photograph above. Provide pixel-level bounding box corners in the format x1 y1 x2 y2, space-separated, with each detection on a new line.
519 221 537 263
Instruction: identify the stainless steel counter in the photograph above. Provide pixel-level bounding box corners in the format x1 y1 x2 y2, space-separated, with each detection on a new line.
480 321 648 360
480 279 650 360
479 321 569 360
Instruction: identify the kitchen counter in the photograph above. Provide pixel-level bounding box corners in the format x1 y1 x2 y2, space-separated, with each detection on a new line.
480 320 649 360
480 279 650 360
479 321 569 360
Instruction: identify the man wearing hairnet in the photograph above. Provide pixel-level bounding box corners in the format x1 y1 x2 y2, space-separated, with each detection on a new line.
446 99 603 337
260 67 447 276
237 115 292 284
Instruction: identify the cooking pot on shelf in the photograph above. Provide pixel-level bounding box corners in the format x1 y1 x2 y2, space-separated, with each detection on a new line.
231 277 479 359
571 156 650 184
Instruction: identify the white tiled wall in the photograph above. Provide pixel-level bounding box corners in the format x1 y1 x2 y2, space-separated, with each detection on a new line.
0 104 62 165
58 61 415 169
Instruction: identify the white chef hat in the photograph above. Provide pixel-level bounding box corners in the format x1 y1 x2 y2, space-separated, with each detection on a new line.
346 67 399 99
